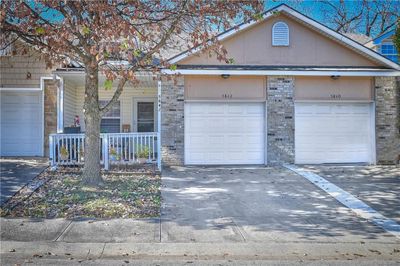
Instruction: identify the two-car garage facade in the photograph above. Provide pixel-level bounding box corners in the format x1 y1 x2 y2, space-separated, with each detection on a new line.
161 5 399 167
181 75 376 166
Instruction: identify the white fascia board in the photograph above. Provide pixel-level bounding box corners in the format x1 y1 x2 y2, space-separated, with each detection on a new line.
161 69 400 77
0 87 41 91
53 70 157 77
0 76 59 91
169 5 400 70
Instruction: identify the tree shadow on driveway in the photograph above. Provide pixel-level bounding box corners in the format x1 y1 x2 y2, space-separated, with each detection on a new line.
161 166 399 244
299 165 400 224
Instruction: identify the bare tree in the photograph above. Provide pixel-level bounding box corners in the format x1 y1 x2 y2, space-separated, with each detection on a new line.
394 24 400 58
1 0 263 186
318 0 399 37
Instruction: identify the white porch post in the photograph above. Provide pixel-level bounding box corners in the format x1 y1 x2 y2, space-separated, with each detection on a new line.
56 77 64 133
103 134 109 170
49 134 55 167
157 80 162 171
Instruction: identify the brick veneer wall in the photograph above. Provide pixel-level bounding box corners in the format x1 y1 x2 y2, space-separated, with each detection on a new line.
160 76 185 166
43 80 58 156
267 76 295 164
375 76 400 164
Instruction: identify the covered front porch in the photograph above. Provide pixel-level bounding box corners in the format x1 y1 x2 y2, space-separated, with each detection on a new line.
50 70 161 170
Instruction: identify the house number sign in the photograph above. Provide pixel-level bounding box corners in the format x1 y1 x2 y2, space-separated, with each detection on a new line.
330 94 342 99
222 93 233 99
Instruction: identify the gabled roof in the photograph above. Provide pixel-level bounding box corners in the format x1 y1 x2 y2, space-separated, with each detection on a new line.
168 4 400 70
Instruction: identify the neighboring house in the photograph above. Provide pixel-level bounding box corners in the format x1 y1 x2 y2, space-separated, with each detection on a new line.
1 4 399 167
344 33 372 46
365 29 399 63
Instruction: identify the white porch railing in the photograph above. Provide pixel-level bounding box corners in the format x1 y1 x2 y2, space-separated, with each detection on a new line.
49 132 161 171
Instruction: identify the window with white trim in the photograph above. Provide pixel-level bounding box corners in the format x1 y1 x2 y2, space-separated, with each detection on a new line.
99 100 120 133
380 41 398 63
272 22 289 46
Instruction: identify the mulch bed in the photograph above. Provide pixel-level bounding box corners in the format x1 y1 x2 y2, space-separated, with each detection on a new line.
0 167 161 219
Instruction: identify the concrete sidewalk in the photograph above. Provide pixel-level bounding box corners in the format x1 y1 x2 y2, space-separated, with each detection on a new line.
0 218 160 243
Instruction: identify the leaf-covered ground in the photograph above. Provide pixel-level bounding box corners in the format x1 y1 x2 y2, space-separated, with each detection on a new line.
1 168 161 219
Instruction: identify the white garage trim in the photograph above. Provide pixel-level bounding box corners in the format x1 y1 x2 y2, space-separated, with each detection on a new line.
370 102 377 164
162 69 400 77
295 102 375 164
264 101 268 165
0 87 42 91
184 102 265 165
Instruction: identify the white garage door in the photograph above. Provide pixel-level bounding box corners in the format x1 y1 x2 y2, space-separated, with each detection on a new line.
0 91 43 156
295 102 373 164
185 102 265 165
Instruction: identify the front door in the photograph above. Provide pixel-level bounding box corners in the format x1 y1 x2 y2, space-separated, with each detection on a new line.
134 98 156 132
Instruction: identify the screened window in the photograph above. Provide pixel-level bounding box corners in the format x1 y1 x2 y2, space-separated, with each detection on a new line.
380 42 398 63
272 22 289 46
99 100 120 133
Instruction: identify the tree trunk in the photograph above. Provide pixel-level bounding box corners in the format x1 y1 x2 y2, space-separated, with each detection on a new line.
82 65 103 186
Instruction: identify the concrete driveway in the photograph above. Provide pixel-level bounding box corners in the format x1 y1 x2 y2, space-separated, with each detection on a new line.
300 165 400 224
161 166 399 244
0 157 48 205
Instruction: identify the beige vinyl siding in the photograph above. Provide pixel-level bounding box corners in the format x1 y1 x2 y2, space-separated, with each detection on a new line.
75 86 157 132
63 80 78 127
295 76 373 101
0 52 53 88
185 75 266 101
181 14 379 67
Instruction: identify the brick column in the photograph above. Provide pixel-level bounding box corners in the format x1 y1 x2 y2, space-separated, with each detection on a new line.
375 77 400 164
43 80 58 156
160 76 185 166
267 76 295 164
